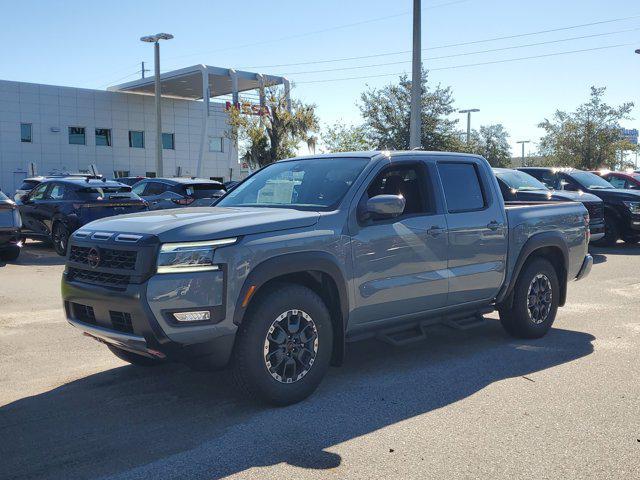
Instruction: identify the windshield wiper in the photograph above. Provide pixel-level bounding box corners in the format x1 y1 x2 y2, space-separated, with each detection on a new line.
589 186 613 190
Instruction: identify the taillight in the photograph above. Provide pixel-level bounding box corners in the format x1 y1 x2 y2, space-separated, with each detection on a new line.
171 197 195 206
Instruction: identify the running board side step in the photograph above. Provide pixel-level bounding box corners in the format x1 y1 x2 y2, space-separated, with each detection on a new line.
442 313 486 330
375 314 487 347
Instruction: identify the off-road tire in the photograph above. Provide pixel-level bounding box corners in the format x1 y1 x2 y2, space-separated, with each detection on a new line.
107 345 164 367
232 283 333 406
499 257 559 339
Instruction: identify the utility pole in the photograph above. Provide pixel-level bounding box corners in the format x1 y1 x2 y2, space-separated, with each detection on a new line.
459 109 480 144
517 140 531 166
141 61 149 79
409 0 421 149
140 33 174 178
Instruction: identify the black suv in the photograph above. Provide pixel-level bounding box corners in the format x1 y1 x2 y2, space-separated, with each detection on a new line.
131 178 226 210
494 168 605 243
519 167 640 246
17 178 148 255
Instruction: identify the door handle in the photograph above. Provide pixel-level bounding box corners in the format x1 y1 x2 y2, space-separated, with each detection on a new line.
487 220 501 231
427 226 445 237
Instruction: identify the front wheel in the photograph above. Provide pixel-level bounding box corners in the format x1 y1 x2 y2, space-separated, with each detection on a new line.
499 257 559 339
232 284 333 406
52 222 69 256
591 217 619 247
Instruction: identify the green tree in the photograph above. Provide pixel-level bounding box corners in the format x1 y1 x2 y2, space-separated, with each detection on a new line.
466 124 512 167
227 87 319 168
537 86 636 170
358 70 463 151
321 121 372 152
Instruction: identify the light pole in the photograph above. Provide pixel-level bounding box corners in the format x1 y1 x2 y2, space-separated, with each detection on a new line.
459 109 480 144
517 140 531 166
140 33 173 178
409 0 421 149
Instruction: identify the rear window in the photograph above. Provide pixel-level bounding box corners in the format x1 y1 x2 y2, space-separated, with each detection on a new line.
19 180 40 191
184 183 226 199
76 186 133 200
438 162 486 212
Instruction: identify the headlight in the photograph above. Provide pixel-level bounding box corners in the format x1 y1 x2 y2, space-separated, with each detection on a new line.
156 238 236 273
623 201 640 215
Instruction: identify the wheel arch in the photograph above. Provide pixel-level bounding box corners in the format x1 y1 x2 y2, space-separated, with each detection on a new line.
497 232 569 309
234 252 349 366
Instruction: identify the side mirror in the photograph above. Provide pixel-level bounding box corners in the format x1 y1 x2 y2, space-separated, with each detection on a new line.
19 194 31 204
363 194 406 220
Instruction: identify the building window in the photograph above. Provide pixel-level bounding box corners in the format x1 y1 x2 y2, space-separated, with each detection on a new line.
209 136 223 152
162 133 175 150
129 130 145 148
68 127 86 145
113 170 130 178
145 171 157 178
20 123 32 143
95 128 112 146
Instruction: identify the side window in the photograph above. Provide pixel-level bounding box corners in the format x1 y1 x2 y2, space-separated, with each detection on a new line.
29 183 49 201
132 183 146 196
366 164 431 217
607 176 626 189
48 184 66 200
437 162 485 213
144 182 167 196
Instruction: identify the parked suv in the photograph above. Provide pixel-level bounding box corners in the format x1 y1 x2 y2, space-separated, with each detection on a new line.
519 167 640 246
494 168 605 242
63 152 591 405
132 178 226 210
18 178 148 255
13 174 103 202
594 170 640 190
0 190 22 261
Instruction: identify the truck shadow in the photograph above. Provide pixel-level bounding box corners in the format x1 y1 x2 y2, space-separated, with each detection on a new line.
0 321 594 480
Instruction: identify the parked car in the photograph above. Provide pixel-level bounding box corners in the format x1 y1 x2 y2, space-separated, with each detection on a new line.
63 151 592 405
131 178 226 209
113 176 146 186
494 168 605 242
593 170 640 190
519 167 640 246
17 178 148 255
13 173 103 202
0 190 22 261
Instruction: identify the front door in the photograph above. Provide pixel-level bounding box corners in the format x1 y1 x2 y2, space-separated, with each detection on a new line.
350 161 449 326
436 160 507 305
19 182 51 236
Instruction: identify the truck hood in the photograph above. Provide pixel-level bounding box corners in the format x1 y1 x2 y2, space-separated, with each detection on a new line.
583 188 640 202
80 207 320 242
515 189 601 203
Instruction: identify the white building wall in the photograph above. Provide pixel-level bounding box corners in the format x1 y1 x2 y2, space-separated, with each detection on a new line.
0 80 238 194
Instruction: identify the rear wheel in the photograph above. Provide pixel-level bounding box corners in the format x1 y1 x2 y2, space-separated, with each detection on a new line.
499 257 559 339
592 217 619 247
0 246 20 261
52 222 69 256
232 283 333 406
107 345 164 367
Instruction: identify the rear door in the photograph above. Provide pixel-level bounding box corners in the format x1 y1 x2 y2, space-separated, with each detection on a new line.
349 158 449 326
437 159 507 305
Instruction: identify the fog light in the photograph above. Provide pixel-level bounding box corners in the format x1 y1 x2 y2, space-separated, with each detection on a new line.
173 311 210 322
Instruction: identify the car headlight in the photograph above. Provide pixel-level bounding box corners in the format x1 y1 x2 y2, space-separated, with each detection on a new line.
623 201 640 215
156 238 236 273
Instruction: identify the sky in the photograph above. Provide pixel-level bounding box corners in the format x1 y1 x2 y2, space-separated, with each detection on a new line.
1 0 639 157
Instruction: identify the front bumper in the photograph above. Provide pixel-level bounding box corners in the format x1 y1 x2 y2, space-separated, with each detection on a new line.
575 254 593 281
62 271 237 367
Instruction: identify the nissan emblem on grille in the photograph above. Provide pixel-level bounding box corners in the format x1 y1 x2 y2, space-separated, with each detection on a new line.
87 248 101 268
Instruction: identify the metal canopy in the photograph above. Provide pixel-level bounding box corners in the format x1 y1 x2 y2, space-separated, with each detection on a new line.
108 64 288 100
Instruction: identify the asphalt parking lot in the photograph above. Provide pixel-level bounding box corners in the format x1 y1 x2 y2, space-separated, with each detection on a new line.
0 241 639 480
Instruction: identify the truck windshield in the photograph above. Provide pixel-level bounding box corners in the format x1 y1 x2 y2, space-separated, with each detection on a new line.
568 171 614 189
217 158 370 210
495 170 549 191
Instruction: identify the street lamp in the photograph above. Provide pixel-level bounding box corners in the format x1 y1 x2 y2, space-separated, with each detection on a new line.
517 140 531 166
459 109 480 144
140 33 174 178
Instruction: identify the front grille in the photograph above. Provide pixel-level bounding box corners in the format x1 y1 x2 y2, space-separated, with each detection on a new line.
72 303 96 324
584 202 604 221
68 267 130 290
69 246 137 270
110 311 134 334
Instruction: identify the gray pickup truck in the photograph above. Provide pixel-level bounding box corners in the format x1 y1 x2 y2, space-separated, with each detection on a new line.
62 151 593 405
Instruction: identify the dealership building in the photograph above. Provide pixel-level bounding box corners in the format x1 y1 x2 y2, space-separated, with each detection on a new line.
0 65 289 194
